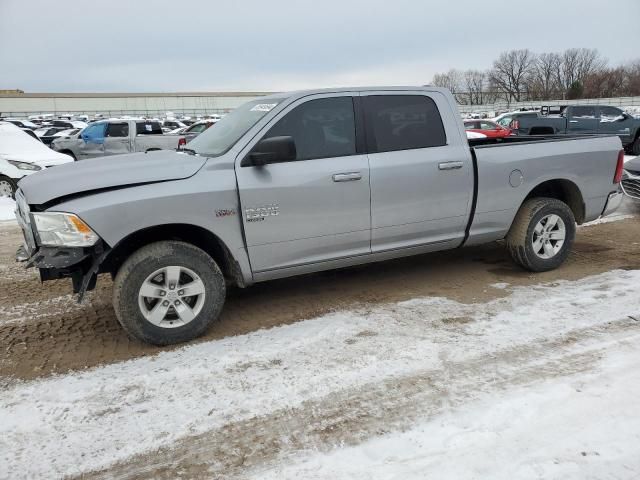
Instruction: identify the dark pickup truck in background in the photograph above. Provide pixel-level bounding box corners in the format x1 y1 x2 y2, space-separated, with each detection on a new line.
509 105 640 155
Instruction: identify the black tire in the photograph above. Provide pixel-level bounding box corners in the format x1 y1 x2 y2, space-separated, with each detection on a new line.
506 197 576 272
0 176 17 198
113 241 225 345
631 135 640 156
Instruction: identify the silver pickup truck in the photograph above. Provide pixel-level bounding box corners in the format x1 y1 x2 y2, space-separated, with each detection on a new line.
15 87 624 345
51 119 185 160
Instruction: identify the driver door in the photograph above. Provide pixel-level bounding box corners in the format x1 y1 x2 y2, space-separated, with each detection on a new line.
78 122 106 159
235 93 371 275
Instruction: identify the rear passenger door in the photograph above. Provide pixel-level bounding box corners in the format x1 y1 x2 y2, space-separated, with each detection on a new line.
567 106 599 134
103 122 132 156
362 91 473 252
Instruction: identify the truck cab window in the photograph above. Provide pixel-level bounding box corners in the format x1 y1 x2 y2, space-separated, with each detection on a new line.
136 122 163 135
571 106 596 118
106 123 129 137
363 95 446 153
263 96 356 161
599 106 624 121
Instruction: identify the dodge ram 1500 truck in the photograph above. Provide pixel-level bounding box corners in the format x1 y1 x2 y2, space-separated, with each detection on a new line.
51 119 185 160
15 87 625 345
513 105 640 155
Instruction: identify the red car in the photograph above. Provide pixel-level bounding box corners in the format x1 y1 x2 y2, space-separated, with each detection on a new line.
464 119 512 138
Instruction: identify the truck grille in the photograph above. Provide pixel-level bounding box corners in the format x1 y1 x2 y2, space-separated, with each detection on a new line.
621 170 640 200
15 189 37 255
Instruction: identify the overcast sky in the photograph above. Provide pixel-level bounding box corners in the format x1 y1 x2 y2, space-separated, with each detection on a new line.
1 0 639 92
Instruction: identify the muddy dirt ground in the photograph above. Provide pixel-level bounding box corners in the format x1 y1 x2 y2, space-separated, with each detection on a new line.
1 203 639 384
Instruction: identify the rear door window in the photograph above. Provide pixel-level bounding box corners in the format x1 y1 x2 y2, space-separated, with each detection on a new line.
571 106 596 118
106 122 129 137
136 121 163 135
363 95 446 153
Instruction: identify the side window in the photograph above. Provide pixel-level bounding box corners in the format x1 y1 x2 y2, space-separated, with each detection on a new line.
480 121 497 130
136 121 163 135
363 95 446 153
599 106 624 120
82 123 106 143
106 122 129 137
571 106 596 118
497 116 512 127
263 96 356 161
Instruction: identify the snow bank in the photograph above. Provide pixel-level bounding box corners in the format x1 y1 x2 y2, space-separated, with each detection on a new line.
2 270 640 478
0 197 16 222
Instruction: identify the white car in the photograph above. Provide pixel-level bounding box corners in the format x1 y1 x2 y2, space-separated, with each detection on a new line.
0 122 74 197
466 131 487 139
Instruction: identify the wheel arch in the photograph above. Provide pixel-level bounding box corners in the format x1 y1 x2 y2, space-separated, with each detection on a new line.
102 223 247 287
521 178 585 224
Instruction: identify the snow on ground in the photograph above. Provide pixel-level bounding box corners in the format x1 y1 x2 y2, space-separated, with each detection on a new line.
624 154 638 163
0 197 16 222
2 269 640 478
581 213 634 227
250 345 640 480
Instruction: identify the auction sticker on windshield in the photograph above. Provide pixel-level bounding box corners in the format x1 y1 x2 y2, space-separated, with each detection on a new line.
250 103 278 112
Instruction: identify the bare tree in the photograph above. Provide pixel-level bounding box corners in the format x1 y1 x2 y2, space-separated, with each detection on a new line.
528 52 561 100
431 69 467 103
555 48 606 98
489 49 536 102
462 70 486 105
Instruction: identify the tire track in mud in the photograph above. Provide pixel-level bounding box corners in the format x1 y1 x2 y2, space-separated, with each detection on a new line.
88 318 640 480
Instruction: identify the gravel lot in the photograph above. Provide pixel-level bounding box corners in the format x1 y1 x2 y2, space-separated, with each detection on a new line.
1 202 639 479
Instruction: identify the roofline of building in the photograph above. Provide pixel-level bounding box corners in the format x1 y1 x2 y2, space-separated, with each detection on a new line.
0 91 275 98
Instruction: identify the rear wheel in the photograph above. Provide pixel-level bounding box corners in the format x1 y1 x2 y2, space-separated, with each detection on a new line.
506 197 576 272
113 241 226 345
0 176 17 198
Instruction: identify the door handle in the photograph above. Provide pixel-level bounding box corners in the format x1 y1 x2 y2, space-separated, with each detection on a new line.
438 161 463 171
332 172 362 182
569 120 579 123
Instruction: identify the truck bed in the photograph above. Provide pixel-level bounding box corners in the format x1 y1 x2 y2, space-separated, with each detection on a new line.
464 134 622 246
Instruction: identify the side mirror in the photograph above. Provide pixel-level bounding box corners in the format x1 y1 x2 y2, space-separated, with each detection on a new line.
244 136 296 167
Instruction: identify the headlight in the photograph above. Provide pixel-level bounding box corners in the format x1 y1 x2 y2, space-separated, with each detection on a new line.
32 212 99 247
7 160 41 171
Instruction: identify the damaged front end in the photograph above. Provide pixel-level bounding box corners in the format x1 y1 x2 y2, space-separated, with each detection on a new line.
14 189 109 302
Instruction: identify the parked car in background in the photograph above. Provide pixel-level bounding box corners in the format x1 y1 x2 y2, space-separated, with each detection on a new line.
14 86 624 345
0 122 73 197
51 119 87 130
494 110 540 130
162 119 186 133
621 155 640 201
35 127 70 145
4 118 39 130
514 105 640 154
51 119 185 160
464 119 511 138
182 119 218 142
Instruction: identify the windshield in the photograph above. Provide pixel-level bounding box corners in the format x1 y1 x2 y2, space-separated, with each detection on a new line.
189 97 287 156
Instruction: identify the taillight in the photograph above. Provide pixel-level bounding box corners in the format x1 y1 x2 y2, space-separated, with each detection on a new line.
613 149 624 184
510 120 520 130
177 137 186 149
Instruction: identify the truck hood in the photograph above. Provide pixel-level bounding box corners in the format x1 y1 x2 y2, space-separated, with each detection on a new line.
19 150 206 205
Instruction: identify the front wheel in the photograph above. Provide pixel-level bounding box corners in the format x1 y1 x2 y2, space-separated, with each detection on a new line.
113 241 226 345
506 197 576 272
